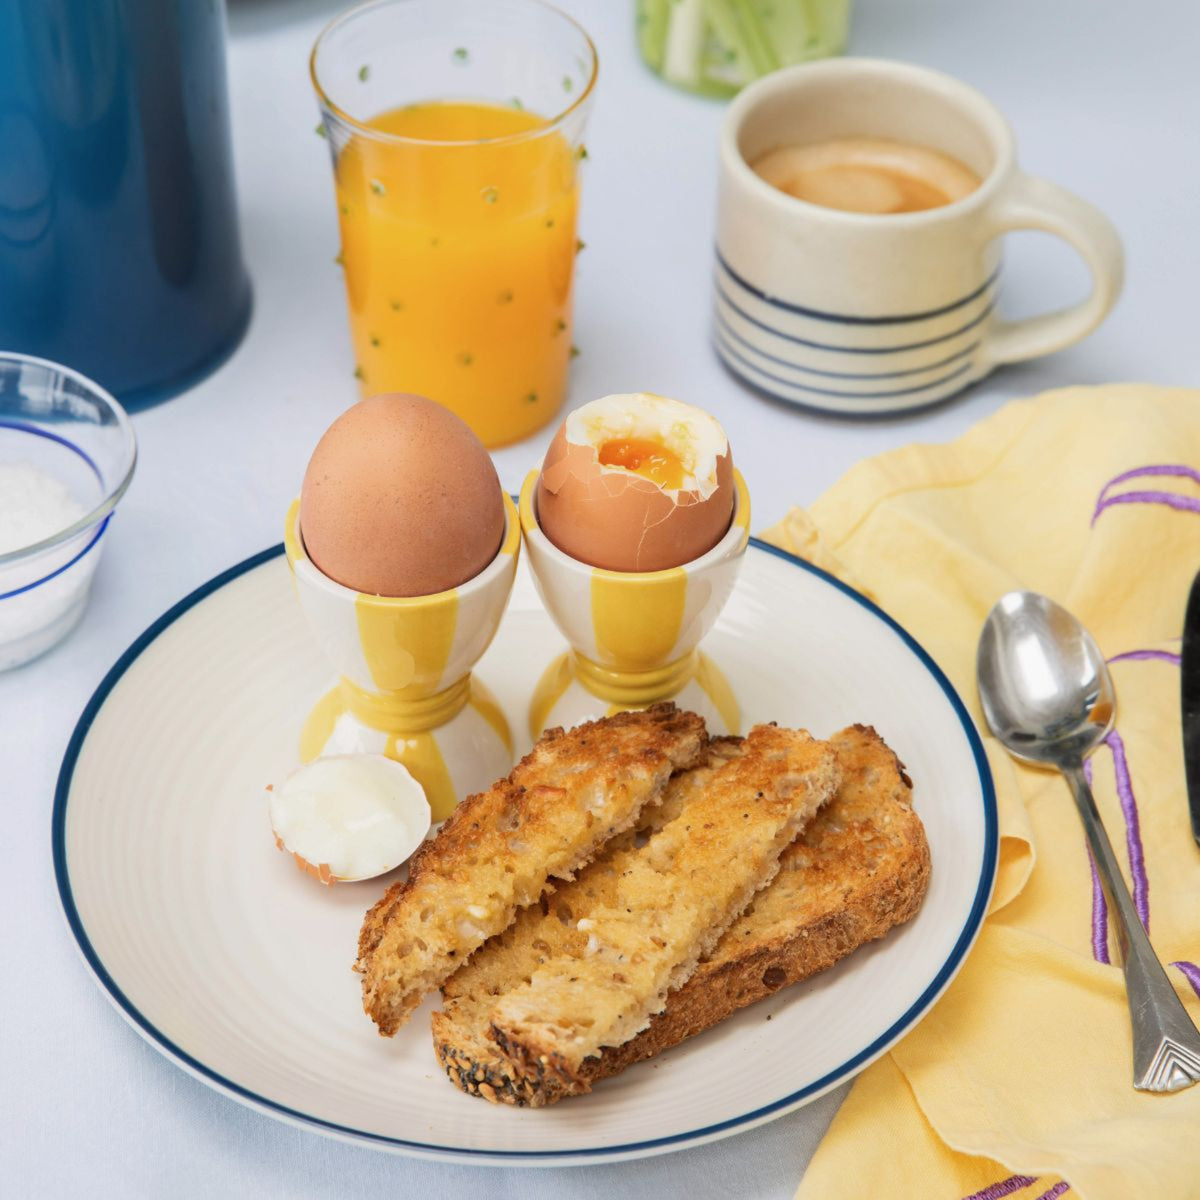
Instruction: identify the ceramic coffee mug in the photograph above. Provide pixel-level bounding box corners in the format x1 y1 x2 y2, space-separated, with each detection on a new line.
715 58 1124 416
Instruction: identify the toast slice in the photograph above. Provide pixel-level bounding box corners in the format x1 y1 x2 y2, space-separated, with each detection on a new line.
434 724 929 1105
357 703 706 1036
483 725 840 1087
433 738 743 1105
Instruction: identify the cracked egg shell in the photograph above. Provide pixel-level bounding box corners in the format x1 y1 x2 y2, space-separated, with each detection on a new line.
535 393 735 572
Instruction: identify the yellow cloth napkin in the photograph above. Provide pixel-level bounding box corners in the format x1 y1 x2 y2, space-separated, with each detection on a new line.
759 387 1200 1200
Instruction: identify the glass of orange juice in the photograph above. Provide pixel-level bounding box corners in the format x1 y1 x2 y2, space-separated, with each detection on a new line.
311 0 597 447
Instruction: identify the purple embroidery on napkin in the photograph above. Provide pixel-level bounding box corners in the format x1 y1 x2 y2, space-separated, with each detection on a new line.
1092 463 1200 525
1087 848 1111 964
1108 648 1182 666
1105 729 1150 931
1083 732 1151 957
1100 463 1200 490
962 1175 1038 1200
1172 961 1200 999
1034 1184 1071 1200
1083 652 1191 961
1092 490 1200 524
1083 760 1111 963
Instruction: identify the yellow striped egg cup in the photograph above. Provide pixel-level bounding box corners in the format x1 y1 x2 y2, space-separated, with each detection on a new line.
283 494 519 821
519 469 751 739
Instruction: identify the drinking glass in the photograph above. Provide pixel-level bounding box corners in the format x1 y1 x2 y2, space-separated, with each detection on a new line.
311 0 597 447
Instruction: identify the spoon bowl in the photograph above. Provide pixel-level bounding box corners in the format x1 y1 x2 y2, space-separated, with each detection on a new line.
977 590 1115 769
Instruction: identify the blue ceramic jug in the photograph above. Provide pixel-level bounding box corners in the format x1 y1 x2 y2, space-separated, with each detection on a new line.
0 0 252 410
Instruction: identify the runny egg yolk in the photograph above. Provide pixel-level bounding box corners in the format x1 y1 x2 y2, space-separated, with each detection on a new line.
597 438 686 490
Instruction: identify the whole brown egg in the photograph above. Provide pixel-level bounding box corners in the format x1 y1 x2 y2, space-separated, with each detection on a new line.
300 394 504 597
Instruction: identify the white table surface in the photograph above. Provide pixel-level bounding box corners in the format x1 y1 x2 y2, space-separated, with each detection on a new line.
5 1 1197 1195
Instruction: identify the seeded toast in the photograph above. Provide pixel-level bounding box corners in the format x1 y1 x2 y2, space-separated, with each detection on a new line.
357 703 706 1036
434 724 929 1105
483 725 841 1087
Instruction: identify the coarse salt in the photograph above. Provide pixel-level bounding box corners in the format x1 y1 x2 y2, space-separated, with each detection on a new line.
0 462 94 669
0 463 86 554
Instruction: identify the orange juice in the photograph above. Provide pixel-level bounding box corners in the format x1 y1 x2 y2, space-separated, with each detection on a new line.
334 102 581 447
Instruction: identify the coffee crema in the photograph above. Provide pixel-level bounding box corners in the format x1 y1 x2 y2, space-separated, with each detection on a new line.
751 136 981 214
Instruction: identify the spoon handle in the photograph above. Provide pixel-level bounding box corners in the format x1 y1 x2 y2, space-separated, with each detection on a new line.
1063 764 1200 1092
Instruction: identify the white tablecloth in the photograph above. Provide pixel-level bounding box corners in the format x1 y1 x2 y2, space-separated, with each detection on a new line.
5 1 1196 1194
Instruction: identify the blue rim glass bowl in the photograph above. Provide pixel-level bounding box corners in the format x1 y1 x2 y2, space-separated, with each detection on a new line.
0 353 137 669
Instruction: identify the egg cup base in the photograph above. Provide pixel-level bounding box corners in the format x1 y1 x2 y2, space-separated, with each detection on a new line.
298 674 512 823
528 649 740 740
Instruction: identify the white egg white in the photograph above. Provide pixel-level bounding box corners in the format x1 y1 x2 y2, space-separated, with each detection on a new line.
268 755 430 882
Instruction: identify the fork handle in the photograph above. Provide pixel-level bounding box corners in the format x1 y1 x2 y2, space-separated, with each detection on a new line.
1063 764 1200 1092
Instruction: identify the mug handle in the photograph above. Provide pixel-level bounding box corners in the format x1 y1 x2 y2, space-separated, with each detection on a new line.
979 171 1124 365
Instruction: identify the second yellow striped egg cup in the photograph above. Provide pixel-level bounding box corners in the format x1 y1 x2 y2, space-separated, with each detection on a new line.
283 494 520 821
519 469 751 738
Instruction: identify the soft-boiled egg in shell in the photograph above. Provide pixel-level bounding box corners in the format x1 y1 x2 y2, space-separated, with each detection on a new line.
536 393 735 572
268 755 431 884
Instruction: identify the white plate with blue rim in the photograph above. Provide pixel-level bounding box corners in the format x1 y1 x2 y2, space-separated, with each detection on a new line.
54 538 996 1166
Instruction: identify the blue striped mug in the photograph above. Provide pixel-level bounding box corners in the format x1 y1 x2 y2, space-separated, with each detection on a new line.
715 58 1123 416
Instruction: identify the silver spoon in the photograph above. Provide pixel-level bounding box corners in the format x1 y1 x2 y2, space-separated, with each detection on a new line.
977 590 1200 1093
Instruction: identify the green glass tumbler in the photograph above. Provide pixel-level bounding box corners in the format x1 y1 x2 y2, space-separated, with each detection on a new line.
636 0 850 98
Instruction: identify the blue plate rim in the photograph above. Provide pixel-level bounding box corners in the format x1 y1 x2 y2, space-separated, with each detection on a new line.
52 537 998 1164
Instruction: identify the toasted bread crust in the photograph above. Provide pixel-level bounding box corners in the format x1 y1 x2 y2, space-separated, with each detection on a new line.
482 725 840 1086
433 724 929 1105
357 704 706 1036
432 743 739 1105
594 724 929 1079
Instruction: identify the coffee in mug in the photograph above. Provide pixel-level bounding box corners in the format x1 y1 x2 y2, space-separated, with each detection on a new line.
715 59 1124 416
751 137 981 214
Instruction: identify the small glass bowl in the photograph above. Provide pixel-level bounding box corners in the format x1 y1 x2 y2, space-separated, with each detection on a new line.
0 353 137 669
